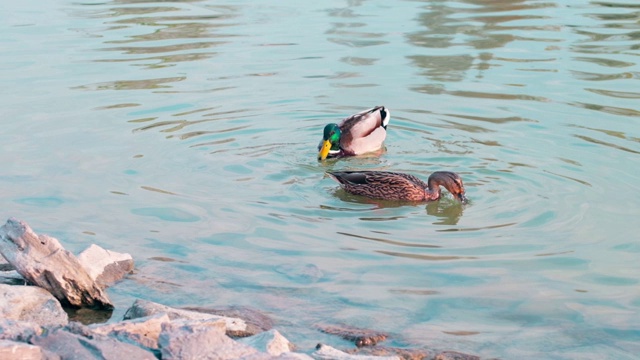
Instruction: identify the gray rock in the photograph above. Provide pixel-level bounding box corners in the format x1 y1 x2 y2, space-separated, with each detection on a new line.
0 256 23 285
182 305 273 337
239 329 294 355
0 256 15 271
346 346 432 360
0 270 25 285
0 284 68 327
0 339 58 360
0 319 43 342
244 352 314 360
90 312 170 349
313 344 400 360
30 326 156 360
77 244 134 287
124 299 248 336
158 318 257 360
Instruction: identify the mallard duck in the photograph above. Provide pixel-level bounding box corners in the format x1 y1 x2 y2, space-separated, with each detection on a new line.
318 106 390 160
327 170 467 203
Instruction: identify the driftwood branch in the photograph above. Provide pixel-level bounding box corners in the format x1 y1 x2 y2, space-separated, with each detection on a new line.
0 218 113 309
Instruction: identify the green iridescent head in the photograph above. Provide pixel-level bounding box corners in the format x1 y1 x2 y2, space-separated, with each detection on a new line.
318 123 342 160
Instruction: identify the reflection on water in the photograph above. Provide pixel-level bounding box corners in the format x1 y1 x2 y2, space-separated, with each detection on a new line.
2 0 640 358
426 201 464 225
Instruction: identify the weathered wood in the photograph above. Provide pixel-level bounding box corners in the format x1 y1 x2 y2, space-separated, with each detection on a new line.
0 218 112 309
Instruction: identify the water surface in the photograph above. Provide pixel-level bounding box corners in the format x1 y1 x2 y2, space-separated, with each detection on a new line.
1 0 639 358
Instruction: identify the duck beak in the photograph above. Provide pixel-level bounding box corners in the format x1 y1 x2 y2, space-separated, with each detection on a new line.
318 140 332 160
457 192 468 204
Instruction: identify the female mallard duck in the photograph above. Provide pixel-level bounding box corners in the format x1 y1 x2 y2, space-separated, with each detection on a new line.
318 106 390 160
327 170 468 203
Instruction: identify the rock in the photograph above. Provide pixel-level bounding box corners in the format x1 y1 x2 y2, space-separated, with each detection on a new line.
0 339 58 360
0 319 43 342
0 256 13 270
0 257 22 285
0 218 112 309
345 346 432 360
124 299 249 336
0 284 68 327
158 318 257 360
313 344 401 360
30 325 156 360
0 270 24 285
316 323 388 347
239 329 294 355
182 305 273 337
90 312 170 349
244 352 314 360
434 351 480 360
77 244 134 287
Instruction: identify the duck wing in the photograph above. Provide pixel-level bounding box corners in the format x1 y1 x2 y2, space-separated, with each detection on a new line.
338 106 390 156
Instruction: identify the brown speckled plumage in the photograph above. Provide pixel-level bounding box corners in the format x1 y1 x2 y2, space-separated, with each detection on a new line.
327 170 467 203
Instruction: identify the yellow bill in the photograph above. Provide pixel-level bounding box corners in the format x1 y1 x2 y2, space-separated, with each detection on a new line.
318 140 332 160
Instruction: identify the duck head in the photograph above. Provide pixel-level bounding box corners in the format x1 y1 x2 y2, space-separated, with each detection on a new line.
428 171 468 204
318 123 342 160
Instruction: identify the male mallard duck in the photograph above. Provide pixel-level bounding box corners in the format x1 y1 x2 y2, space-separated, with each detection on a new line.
318 106 390 160
327 170 468 203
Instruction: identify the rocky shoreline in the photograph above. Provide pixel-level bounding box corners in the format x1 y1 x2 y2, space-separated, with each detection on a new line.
0 218 482 360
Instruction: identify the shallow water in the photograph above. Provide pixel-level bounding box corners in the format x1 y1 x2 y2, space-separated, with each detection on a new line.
2 0 640 358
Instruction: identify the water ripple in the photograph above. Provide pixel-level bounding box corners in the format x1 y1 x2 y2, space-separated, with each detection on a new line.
4 0 640 358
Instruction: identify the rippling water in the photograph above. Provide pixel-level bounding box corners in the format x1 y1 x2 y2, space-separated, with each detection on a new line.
2 0 640 358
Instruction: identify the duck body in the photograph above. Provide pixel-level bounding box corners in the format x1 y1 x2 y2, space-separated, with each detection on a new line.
327 170 467 203
318 106 390 160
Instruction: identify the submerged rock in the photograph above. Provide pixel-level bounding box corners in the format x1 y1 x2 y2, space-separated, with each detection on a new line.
434 351 480 360
182 305 274 337
316 323 389 347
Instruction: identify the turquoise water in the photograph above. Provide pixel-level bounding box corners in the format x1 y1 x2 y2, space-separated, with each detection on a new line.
2 0 639 358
